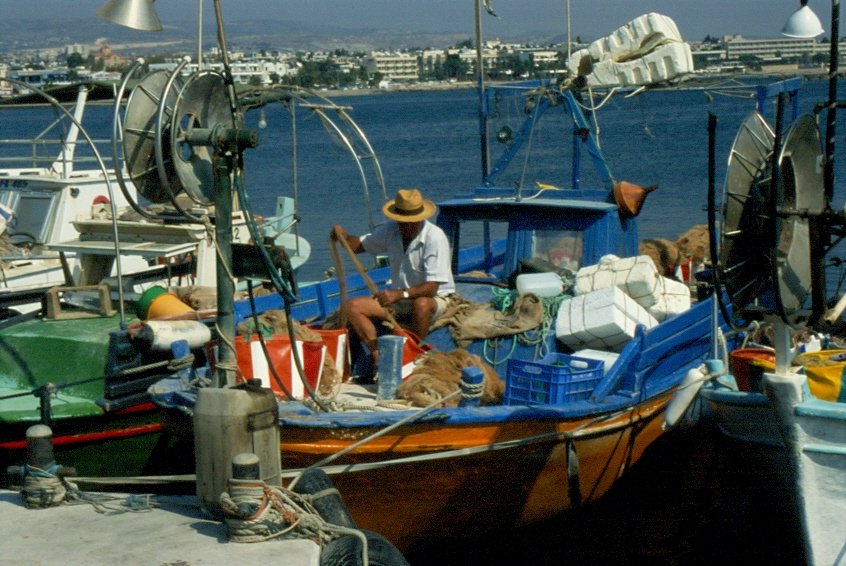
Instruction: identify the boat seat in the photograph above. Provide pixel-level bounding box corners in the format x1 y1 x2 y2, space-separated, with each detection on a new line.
44 284 115 320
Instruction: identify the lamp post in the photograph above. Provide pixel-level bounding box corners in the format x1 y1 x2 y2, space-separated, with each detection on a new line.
98 0 247 387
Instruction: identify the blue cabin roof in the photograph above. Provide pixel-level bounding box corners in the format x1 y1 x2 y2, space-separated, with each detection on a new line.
436 185 639 280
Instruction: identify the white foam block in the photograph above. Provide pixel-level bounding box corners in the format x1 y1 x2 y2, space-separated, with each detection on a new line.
556 287 658 352
573 348 620 374
575 255 663 309
647 275 691 321
568 13 691 87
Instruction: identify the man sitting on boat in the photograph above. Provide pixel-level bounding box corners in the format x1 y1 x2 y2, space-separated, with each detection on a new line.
330 188 455 369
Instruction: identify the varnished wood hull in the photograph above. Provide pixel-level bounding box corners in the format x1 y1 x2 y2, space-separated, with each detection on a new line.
278 394 671 552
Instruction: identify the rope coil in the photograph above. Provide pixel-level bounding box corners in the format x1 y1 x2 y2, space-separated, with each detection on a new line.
219 478 369 561
21 464 67 508
18 465 157 514
459 376 485 401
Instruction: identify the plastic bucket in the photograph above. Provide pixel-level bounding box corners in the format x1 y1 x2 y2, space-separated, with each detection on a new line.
729 348 776 392
136 286 195 320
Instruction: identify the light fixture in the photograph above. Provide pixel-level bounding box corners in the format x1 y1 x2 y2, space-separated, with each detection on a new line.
97 0 163 32
782 0 825 38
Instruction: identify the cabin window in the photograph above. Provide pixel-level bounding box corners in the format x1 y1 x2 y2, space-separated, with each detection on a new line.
531 229 583 272
2 191 58 244
449 219 509 276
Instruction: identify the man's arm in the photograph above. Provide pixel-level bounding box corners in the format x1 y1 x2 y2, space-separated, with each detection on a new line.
373 281 439 307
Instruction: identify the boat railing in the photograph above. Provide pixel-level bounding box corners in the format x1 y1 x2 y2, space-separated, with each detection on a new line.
0 137 114 175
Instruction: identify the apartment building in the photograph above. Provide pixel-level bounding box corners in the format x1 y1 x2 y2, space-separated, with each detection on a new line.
362 52 418 82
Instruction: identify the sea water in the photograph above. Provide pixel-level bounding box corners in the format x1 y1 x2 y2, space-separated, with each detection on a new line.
7 78 845 288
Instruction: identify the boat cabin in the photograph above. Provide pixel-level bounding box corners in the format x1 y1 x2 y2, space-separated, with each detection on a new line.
436 186 639 288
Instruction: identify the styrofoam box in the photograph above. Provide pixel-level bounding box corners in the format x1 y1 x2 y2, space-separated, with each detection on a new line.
516 272 564 298
573 348 621 375
570 13 683 69
586 43 693 87
647 276 691 321
575 255 663 309
556 286 658 352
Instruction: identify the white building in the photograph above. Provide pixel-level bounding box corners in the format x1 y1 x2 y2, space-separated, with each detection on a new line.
363 52 418 82
724 35 818 60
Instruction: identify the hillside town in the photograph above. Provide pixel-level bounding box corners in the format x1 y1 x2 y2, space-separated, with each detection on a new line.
0 32 840 98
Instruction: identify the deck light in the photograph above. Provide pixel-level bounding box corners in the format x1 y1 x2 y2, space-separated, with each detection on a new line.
782 0 825 37
781 0 840 318
97 0 163 32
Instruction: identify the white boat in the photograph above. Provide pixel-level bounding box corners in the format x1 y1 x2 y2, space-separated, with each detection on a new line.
0 86 136 308
0 80 314 319
690 34 846 559
701 354 846 565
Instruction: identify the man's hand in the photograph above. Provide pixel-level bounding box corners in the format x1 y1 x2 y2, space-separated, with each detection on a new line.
373 289 404 307
330 224 346 242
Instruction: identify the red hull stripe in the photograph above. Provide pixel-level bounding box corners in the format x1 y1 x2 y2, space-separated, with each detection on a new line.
0 423 162 451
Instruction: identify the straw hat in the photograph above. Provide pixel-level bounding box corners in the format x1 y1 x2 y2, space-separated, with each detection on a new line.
382 189 436 223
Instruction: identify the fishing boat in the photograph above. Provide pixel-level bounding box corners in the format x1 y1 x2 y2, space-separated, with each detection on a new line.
695 4 846 564
0 54 380 482
2 3 731 555
144 10 732 553
0 84 135 312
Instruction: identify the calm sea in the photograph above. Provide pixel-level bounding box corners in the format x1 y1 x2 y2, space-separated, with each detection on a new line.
4 78 844 285
0 78 835 563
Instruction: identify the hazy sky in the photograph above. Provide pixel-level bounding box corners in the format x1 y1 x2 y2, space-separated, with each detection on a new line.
3 1 830 42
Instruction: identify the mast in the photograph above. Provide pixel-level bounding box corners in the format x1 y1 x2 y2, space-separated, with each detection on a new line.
474 0 489 181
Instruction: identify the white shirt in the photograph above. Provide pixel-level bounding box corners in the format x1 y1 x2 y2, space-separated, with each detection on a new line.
360 221 456 296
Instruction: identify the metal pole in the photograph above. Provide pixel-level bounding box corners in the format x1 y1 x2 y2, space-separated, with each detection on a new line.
812 0 840 322
474 0 489 181
213 152 235 387
824 0 840 205
566 0 572 62
197 0 203 70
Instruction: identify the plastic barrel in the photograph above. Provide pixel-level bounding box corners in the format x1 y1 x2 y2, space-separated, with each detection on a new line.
194 385 281 520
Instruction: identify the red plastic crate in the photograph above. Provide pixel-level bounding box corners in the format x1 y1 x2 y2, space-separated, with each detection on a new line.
505 353 604 405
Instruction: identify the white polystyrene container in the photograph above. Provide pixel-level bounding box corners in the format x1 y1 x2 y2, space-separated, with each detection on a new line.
555 286 658 352
516 272 564 298
647 275 691 321
575 254 663 309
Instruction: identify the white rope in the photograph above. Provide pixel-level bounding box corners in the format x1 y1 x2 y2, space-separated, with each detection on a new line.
459 376 484 401
18 464 157 513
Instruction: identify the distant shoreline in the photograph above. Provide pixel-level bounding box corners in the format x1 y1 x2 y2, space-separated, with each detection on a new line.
1 69 836 107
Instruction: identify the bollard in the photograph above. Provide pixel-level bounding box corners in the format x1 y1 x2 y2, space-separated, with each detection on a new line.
459 366 485 407
6 425 76 478
376 334 405 400
231 452 261 480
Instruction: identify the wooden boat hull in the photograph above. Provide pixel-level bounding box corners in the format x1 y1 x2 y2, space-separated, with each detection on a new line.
276 394 670 552
0 404 197 483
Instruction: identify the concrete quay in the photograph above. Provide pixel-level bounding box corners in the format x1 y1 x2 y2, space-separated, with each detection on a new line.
0 489 320 565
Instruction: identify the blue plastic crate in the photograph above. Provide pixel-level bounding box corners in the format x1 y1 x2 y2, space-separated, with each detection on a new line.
504 353 604 405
